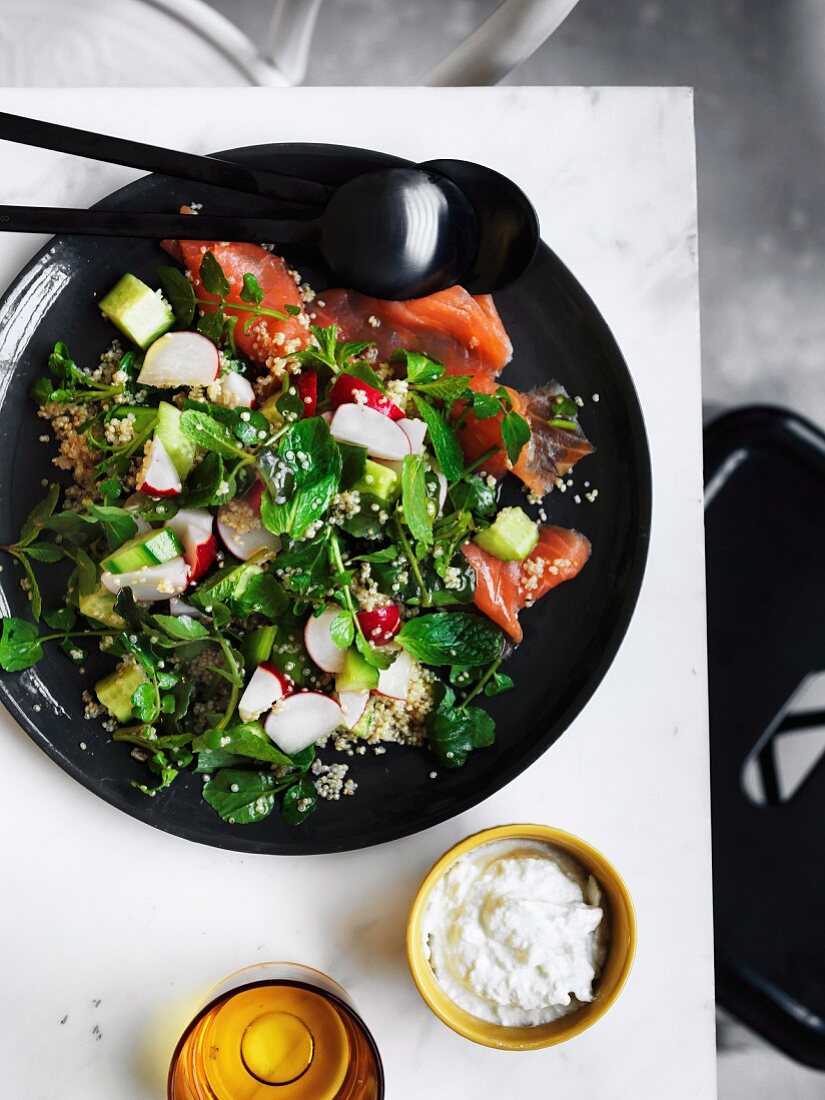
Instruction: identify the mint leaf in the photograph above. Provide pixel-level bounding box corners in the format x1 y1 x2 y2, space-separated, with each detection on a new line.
194 724 294 767
182 452 225 508
401 453 433 546
501 410 531 466
86 505 138 551
392 349 445 385
157 266 196 326
414 375 473 402
231 572 289 620
412 395 464 481
151 614 210 641
179 410 247 460
260 418 341 539
397 611 503 667
472 392 501 420
18 484 60 547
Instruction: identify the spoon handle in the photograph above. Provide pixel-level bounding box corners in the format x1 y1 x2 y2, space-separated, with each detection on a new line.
0 112 333 207
0 206 321 245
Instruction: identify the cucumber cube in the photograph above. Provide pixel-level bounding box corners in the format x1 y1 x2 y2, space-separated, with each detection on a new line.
155 401 196 479
99 274 174 350
95 661 148 723
473 506 539 562
78 584 126 629
243 625 277 668
101 527 183 575
336 649 379 694
353 459 400 503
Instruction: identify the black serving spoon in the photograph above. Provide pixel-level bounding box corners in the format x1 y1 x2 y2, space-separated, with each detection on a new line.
0 113 539 299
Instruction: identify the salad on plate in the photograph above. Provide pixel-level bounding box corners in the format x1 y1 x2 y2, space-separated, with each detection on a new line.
0 230 595 827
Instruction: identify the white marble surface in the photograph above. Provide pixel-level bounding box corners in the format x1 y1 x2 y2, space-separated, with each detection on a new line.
0 88 714 1099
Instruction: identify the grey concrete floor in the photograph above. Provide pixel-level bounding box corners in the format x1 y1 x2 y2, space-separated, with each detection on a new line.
206 4 825 1097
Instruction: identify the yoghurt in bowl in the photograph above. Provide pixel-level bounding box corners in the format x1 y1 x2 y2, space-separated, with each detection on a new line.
407 825 636 1050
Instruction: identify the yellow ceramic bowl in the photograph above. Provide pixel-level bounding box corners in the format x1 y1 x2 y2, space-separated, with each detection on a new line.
407 824 636 1050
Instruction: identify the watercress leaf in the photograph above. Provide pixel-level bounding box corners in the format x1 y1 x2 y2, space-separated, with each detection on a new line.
179 410 247 460
240 272 264 305
448 475 498 517
151 613 210 641
194 723 294 767
17 483 60 546
260 418 341 539
397 611 503 667
131 682 159 723
87 505 138 550
392 348 445 385
44 607 76 632
200 251 231 298
412 395 464 481
414 375 473 402
501 410 531 466
197 310 225 347
281 776 317 825
472 392 501 420
182 451 224 508
550 392 580 419
427 699 495 768
29 376 54 406
0 617 43 671
100 477 122 504
194 748 242 772
495 386 513 410
484 670 515 696
231 572 289 621
157 266 196 326
202 768 277 824
330 609 355 650
24 543 64 563
401 454 433 546
132 748 179 795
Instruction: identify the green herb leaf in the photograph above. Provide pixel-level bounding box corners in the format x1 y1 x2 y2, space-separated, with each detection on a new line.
401 454 433 546
86 505 138 550
341 361 386 393
448 475 497 518
330 609 355 650
414 375 473 402
131 682 159 723
397 611 503 667
151 614 210 641
273 532 330 600
355 629 395 670
194 723 294 767
351 545 399 564
427 686 495 768
0 617 43 671
484 670 515 696
179 410 247 460
260 418 341 539
17 484 60 547
157 266 196 326
44 607 76 632
231 572 289 621
240 272 264 305
200 251 231 298
202 768 277 824
392 349 444 385
37 511 99 546
551 393 580 419
29 377 54 406
182 452 225 508
412 396 464 481
281 776 317 825
501 411 531 466
24 544 64 563
471 393 501 420
196 310 225 347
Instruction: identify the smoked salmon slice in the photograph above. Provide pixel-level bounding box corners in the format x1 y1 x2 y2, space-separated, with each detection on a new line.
161 238 310 368
455 381 595 497
461 526 591 643
311 286 512 382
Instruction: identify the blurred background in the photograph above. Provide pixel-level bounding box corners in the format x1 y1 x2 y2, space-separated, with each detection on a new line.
0 0 822 1095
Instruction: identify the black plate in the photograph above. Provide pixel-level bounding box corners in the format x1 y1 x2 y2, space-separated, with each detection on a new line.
0 144 651 854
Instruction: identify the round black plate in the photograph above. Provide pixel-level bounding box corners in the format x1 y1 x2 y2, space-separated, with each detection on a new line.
0 144 651 854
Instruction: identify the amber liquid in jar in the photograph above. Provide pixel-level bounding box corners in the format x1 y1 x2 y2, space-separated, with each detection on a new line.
168 980 383 1100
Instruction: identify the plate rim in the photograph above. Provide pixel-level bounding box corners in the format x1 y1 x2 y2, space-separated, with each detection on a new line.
0 142 652 854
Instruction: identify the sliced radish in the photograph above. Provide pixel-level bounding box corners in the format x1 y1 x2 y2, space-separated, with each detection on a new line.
296 369 317 417
101 556 188 602
376 649 415 701
329 374 404 420
398 417 428 454
356 604 401 645
330 404 411 461
169 596 204 618
321 410 333 425
304 604 347 674
435 470 448 513
137 435 182 497
238 662 293 723
264 692 343 755
138 331 219 388
166 509 216 581
217 371 255 409
337 689 369 730
216 486 279 561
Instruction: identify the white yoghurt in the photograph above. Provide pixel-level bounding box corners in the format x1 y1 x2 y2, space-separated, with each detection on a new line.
421 839 607 1026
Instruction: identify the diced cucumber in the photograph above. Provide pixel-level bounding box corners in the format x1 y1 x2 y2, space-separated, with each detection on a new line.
352 700 373 739
99 274 174 350
101 528 183 575
243 625 277 668
353 459 400 503
191 561 263 608
95 661 148 723
78 584 126 629
336 649 379 694
155 401 196 479
473 506 539 562
260 394 283 428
